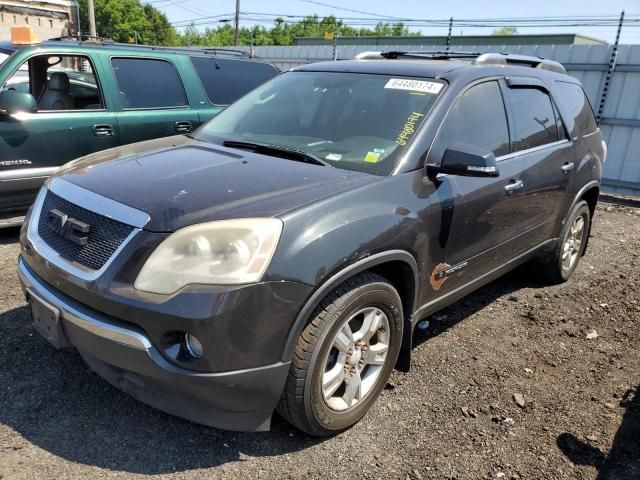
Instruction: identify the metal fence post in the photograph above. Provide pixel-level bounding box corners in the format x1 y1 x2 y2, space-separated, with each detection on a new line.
596 10 624 125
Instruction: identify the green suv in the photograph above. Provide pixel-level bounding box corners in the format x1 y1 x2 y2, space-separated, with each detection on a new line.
0 37 278 227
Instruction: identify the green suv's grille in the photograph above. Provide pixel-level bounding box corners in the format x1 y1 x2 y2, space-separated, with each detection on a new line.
37 190 134 271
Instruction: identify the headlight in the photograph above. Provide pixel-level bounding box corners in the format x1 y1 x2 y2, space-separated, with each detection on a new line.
134 218 283 294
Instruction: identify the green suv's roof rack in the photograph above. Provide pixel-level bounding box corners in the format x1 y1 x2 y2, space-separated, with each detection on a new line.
355 50 567 74
48 35 114 44
46 36 252 58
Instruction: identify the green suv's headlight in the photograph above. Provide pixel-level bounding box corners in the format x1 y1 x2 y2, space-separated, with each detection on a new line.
134 218 283 294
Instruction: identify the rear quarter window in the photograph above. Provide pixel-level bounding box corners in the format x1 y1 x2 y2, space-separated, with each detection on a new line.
190 57 278 105
554 81 598 138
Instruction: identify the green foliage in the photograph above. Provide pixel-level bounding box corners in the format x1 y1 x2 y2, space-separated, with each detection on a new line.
77 1 416 47
178 16 418 46
492 27 518 36
77 0 177 45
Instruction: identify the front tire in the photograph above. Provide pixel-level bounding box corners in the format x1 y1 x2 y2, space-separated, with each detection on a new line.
277 272 403 437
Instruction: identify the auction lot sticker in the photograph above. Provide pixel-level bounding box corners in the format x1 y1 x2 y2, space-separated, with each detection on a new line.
384 78 443 94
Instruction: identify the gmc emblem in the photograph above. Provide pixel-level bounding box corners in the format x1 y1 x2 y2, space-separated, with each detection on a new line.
46 209 91 246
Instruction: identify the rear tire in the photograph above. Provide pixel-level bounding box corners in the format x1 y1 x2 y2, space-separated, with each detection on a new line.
534 200 591 284
277 272 403 437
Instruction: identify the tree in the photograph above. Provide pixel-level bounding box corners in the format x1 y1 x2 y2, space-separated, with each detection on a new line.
77 0 177 45
492 27 518 36
177 16 417 47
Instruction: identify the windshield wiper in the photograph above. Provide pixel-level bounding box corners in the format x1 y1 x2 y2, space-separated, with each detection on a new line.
222 140 331 167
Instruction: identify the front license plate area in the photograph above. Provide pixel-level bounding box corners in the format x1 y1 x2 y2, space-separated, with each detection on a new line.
29 293 67 349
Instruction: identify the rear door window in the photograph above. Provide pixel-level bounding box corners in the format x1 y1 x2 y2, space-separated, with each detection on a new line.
190 57 278 105
431 80 510 160
555 81 598 138
111 58 187 109
508 88 559 152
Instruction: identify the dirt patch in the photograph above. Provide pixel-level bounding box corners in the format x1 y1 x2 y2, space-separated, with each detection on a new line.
0 204 638 480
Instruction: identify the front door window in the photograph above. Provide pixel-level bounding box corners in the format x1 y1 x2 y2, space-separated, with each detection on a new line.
1 54 104 111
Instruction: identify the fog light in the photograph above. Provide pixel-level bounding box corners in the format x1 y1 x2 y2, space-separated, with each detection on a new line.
184 333 204 358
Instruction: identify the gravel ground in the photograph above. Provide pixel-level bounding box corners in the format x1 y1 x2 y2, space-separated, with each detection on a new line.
0 203 638 480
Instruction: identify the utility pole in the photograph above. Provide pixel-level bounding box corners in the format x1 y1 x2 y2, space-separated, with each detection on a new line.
87 0 97 37
233 0 240 46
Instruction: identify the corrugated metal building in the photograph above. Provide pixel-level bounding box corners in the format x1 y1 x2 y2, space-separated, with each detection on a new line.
294 34 607 47
0 0 77 40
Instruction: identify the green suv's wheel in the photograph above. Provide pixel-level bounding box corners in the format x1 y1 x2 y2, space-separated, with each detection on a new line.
277 272 403 437
537 200 591 284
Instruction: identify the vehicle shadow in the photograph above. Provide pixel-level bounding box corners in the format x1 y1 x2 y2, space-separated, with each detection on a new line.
0 226 21 245
412 264 544 349
0 305 321 475
556 387 640 480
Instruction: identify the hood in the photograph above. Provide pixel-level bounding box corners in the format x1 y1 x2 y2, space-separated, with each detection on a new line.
59 136 380 232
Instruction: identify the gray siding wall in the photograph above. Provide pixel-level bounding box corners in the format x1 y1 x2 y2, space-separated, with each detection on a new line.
243 44 640 196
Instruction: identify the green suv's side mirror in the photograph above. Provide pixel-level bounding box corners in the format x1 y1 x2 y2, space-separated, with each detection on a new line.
427 143 499 178
0 90 37 115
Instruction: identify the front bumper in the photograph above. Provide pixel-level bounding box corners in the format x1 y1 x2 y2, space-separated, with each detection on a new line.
18 257 291 432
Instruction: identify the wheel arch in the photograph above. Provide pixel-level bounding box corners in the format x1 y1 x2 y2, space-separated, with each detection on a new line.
281 250 419 371
571 181 599 255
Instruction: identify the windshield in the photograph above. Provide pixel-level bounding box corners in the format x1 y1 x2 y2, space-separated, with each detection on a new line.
0 52 10 66
196 71 445 175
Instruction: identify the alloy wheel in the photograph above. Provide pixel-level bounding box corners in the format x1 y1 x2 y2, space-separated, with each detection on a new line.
321 307 391 412
562 214 586 272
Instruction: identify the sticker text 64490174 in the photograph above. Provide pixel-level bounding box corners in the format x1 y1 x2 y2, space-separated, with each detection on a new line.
384 78 443 94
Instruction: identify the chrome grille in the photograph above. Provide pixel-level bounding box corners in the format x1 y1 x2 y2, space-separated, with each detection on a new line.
37 190 134 271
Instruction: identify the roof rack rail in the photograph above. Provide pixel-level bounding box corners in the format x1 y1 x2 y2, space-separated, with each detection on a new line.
357 50 567 74
383 50 483 60
354 51 384 60
138 45 251 57
472 53 566 74
48 35 114 44
46 37 253 58
355 50 483 60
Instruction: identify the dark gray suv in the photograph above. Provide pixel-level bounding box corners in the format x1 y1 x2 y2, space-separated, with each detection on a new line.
18 51 606 436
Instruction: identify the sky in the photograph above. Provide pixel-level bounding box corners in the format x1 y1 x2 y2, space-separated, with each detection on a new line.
144 0 640 44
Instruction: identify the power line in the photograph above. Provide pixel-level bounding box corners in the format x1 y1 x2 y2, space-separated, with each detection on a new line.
172 14 640 29
298 0 404 20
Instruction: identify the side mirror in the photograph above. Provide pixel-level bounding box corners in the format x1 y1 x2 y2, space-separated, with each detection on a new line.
0 90 37 115
427 143 499 178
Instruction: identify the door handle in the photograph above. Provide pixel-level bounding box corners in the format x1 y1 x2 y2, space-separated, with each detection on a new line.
174 121 193 134
561 162 575 174
92 124 115 137
504 180 524 195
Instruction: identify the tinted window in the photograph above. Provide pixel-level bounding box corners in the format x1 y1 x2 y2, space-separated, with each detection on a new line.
190 57 278 105
509 88 558 152
555 81 598 137
432 81 510 159
111 58 187 109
